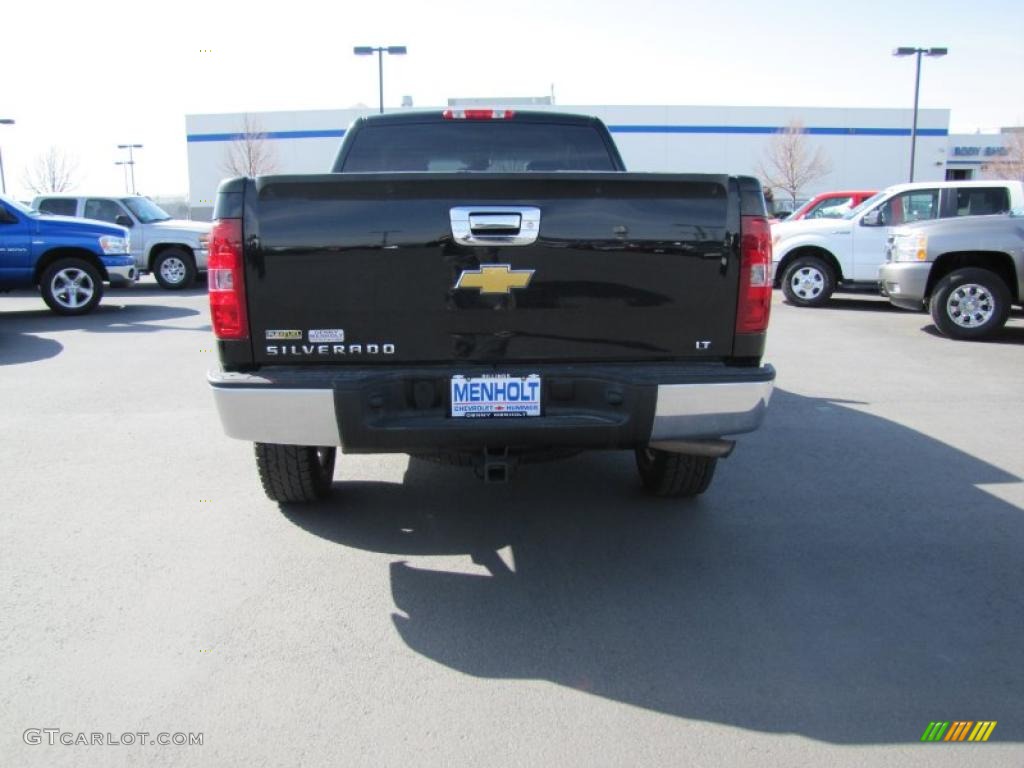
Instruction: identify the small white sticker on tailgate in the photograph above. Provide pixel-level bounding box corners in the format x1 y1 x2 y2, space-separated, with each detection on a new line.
309 329 346 343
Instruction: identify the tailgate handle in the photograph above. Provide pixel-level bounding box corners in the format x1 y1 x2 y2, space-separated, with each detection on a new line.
451 206 541 246
470 213 521 231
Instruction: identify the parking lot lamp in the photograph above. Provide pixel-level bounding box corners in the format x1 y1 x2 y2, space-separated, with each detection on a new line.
893 46 948 182
117 143 143 194
115 161 131 193
0 118 14 195
353 46 407 114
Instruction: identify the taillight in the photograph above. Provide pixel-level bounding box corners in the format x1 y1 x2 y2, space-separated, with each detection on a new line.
207 218 248 340
736 215 772 334
442 109 515 120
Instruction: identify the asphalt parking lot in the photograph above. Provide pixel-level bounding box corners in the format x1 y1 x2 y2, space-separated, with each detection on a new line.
2 280 1023 767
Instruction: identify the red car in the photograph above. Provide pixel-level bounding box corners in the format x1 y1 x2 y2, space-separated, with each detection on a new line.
785 190 877 221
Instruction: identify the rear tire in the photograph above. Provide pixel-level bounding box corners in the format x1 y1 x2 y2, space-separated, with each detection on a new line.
255 443 336 503
40 257 103 315
635 448 717 498
929 267 1010 340
153 247 197 290
782 256 835 307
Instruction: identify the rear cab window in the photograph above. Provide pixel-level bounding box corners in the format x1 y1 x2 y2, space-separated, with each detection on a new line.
37 198 78 217
339 121 618 173
954 187 1010 216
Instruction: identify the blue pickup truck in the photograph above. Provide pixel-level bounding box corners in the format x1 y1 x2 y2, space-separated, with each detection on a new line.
0 195 136 314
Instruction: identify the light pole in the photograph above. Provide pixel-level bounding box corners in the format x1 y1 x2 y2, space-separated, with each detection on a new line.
115 161 131 193
0 118 14 196
117 143 143 194
893 46 948 182
353 46 407 114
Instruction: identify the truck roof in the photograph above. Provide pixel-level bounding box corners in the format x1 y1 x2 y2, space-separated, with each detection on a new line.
31 194 147 201
348 109 609 127
882 179 1024 194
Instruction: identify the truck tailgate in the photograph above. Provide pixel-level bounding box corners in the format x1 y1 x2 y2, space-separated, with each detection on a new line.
244 173 739 365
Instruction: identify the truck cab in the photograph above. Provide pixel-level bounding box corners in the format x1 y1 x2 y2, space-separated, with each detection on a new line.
33 195 211 289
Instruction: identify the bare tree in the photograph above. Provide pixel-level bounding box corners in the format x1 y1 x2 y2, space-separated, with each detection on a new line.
221 114 278 177
22 146 80 193
758 120 832 207
981 130 1024 182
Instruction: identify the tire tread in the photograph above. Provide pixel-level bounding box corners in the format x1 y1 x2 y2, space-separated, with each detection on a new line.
254 443 334 503
636 449 717 498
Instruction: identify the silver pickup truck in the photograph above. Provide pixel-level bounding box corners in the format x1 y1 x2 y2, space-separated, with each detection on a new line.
881 212 1024 340
33 195 210 289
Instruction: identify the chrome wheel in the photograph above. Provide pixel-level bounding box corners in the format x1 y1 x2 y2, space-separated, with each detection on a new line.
50 268 96 310
159 256 188 285
789 266 825 300
946 283 995 329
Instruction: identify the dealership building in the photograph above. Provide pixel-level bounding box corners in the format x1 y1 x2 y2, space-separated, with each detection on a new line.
184 103 1016 221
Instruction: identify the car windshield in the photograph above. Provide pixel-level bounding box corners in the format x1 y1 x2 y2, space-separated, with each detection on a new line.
1 195 40 216
843 191 888 219
788 201 812 218
122 197 172 223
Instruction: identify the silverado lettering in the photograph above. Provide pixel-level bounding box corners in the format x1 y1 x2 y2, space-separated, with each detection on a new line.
266 344 396 356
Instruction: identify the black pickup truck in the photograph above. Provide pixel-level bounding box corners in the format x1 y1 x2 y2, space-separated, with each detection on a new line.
207 110 775 503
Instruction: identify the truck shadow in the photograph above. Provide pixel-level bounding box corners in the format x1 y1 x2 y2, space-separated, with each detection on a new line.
0 304 207 365
1 304 205 335
803 297 903 312
920 323 1024 345
0 332 63 366
108 282 208 298
281 389 1024 744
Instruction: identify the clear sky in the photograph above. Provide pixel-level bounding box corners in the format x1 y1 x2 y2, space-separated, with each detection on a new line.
2 0 1021 200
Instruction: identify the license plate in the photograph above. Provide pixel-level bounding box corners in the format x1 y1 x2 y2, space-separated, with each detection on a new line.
450 374 542 418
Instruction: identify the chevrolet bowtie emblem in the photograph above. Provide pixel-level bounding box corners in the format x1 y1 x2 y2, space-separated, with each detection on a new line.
455 264 534 295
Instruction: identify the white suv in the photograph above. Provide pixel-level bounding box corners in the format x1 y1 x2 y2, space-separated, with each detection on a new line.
33 195 211 289
770 180 1024 306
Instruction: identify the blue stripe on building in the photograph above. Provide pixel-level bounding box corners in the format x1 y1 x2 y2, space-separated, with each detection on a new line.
187 129 346 143
186 125 948 143
607 125 947 137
